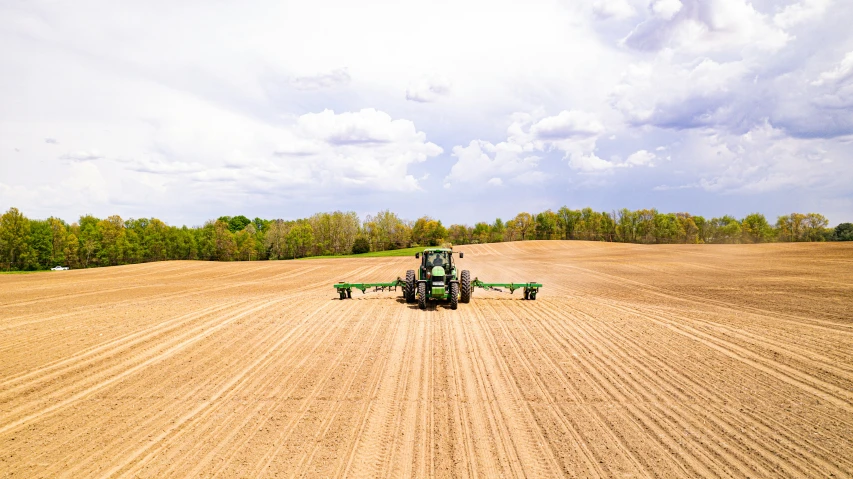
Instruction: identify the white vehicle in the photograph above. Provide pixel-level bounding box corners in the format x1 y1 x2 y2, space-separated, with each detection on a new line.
51 266 69 271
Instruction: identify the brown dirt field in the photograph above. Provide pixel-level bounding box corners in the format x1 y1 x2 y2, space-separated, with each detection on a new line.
2 240 852 478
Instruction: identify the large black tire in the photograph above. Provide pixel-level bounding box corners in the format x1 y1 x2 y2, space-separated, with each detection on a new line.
418 282 427 310
460 270 471 303
405 270 416 303
449 282 458 310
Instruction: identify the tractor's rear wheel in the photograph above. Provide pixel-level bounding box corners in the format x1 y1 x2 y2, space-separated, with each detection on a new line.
418 282 427 310
450 282 458 310
460 270 471 303
405 270 416 303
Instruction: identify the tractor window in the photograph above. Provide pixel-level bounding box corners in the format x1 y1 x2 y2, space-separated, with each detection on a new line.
426 252 449 268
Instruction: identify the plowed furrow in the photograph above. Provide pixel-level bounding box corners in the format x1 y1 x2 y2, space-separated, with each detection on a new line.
444 313 478 478
603 301 853 411
545 305 755 477
0 298 283 436
103 301 343 478
454 311 525 478
465 303 567 478
289 307 396 478
476 301 607 477
489 302 657 478
542 302 843 477
246 301 383 476
122 298 336 478
334 307 406 479
572 305 853 476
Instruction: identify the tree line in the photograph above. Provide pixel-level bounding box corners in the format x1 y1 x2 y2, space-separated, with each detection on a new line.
0 206 850 271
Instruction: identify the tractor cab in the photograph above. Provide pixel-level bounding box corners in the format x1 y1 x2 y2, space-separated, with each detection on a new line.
424 250 449 269
415 248 461 282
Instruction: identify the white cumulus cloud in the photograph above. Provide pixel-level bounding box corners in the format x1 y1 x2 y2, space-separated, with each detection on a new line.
774 0 831 29
811 51 853 86
530 110 605 140
626 149 656 166
623 0 789 54
60 150 104 162
651 0 683 20
592 0 637 20
405 76 451 103
290 68 351 90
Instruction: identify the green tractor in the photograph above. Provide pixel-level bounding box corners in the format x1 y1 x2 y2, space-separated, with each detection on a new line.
408 248 465 310
333 247 542 309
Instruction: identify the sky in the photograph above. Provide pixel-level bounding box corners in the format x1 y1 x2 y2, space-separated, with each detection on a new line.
1 0 852 227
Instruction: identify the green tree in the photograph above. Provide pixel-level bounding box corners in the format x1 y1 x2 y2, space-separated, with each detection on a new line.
534 210 558 240
287 222 314 258
833 223 853 241
513 212 533 240
775 213 807 242
472 222 490 243
78 215 101 267
48 217 68 266
490 218 505 242
97 215 126 266
264 220 289 260
653 213 683 244
741 213 773 243
675 213 699 244
28 219 53 269
351 236 370 254
635 209 657 243
710 215 742 244
412 217 447 246
447 224 471 245
213 220 237 260
693 216 708 243
804 213 829 242
227 215 252 233
616 209 637 243
557 207 581 240
0 207 31 270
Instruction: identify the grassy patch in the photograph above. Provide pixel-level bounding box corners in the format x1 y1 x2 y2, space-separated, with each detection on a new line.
300 246 424 260
0 270 48 274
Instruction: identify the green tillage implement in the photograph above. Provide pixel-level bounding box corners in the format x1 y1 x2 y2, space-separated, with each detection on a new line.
332 247 543 308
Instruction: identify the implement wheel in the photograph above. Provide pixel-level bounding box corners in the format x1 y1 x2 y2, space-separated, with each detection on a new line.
405 270 416 303
418 282 427 310
460 270 471 303
450 282 459 310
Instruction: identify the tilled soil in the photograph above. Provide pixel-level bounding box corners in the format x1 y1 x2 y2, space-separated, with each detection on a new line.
1 240 852 478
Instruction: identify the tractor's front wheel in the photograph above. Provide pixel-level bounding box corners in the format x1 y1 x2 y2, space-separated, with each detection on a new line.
418 282 427 310
405 270 416 303
450 282 459 310
460 270 471 303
